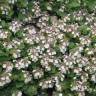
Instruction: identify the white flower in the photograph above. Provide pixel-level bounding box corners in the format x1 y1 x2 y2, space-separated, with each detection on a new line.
24 77 31 83
48 84 53 88
0 82 4 86
59 93 63 96
44 43 49 48
56 84 62 91
12 91 22 96
59 66 67 73
3 64 7 68
7 66 13 72
74 69 79 74
1 77 6 80
17 91 22 96
91 74 96 83
58 34 63 39
47 6 52 11
87 50 94 55
33 70 43 79
45 66 51 71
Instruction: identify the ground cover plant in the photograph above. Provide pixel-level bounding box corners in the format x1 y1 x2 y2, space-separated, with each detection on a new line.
0 0 96 96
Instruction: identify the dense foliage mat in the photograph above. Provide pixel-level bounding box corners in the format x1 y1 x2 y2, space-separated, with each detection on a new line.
0 0 96 96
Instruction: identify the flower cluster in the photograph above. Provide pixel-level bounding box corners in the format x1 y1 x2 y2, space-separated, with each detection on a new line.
0 0 96 96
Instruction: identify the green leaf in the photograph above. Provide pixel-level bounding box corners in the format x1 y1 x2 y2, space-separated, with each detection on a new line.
0 65 3 74
17 0 28 8
15 30 24 39
85 0 96 11
40 1 48 11
23 84 37 96
68 42 77 50
61 80 72 90
78 25 90 35
67 0 80 10
15 81 24 88
0 50 10 62
11 69 24 81
91 36 96 43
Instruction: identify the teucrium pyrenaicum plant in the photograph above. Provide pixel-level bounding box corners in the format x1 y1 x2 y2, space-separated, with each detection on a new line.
0 0 96 96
